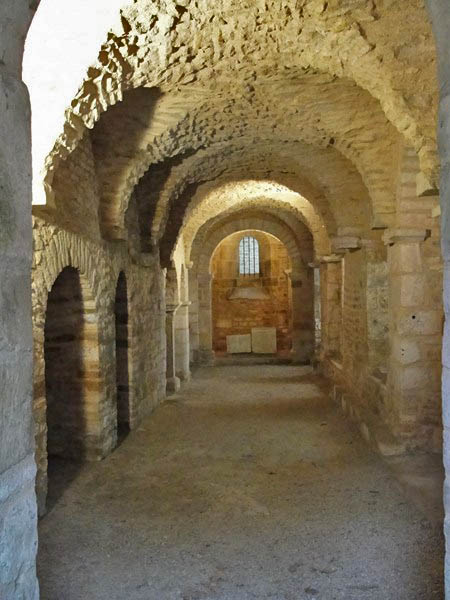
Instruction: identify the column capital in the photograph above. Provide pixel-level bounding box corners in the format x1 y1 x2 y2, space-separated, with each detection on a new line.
308 261 321 269
318 254 343 264
383 228 430 245
331 236 361 253
166 303 181 314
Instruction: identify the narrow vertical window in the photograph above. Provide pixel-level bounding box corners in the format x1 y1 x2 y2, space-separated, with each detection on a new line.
239 236 260 275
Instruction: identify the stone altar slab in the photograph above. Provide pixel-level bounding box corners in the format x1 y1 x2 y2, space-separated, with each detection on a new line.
226 334 252 354
251 327 277 354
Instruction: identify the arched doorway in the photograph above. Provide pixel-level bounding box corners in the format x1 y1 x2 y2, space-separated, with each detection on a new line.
115 271 130 441
44 266 101 507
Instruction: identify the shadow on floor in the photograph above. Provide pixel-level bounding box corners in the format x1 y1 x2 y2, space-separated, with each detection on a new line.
45 457 85 513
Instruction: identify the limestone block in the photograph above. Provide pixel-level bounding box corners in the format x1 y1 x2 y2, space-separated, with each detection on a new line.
226 334 251 354
398 364 431 391
388 242 423 274
396 310 443 337
251 327 277 354
392 336 421 365
391 274 428 307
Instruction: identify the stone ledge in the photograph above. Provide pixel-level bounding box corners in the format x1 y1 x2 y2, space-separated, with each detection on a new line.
331 236 361 252
383 228 430 245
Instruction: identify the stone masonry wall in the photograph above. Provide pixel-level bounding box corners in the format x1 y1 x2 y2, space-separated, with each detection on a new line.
32 218 166 514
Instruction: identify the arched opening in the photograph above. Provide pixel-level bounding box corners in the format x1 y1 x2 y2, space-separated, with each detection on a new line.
209 230 312 361
115 271 130 441
44 266 101 507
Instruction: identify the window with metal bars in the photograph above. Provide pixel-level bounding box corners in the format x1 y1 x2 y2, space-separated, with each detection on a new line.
238 236 260 276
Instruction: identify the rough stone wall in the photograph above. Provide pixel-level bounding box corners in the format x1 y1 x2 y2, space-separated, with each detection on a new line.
341 251 368 392
211 233 293 354
321 248 390 454
319 261 343 360
32 218 166 514
366 248 389 378
0 2 39 598
50 132 101 240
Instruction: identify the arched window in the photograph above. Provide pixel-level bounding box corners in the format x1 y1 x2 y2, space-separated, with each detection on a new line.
239 236 260 275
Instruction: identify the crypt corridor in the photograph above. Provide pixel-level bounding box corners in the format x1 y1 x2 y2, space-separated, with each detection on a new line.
3 1 450 599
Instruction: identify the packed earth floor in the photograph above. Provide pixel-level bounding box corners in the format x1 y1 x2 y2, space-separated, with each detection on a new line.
38 365 444 600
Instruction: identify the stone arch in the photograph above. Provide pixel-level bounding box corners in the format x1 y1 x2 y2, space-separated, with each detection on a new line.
196 217 307 281
149 143 371 253
171 180 332 269
190 214 314 365
42 266 102 513
187 202 321 266
97 91 395 239
32 227 119 513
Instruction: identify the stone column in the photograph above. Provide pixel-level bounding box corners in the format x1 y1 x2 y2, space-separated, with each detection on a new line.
319 254 344 362
175 301 191 381
197 273 215 365
166 304 181 393
188 268 199 363
384 229 442 448
365 241 389 378
290 272 314 363
0 5 39 596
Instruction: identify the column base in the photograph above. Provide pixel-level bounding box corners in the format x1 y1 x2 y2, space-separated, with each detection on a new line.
196 349 215 366
166 376 181 394
177 370 191 382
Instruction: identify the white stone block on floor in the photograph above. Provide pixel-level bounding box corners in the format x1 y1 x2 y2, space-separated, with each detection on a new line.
226 334 251 354
251 327 277 354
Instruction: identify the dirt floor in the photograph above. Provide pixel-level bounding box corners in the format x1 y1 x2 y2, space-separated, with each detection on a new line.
37 365 444 600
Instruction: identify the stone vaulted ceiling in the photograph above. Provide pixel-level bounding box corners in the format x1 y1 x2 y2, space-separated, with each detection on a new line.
26 0 439 258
